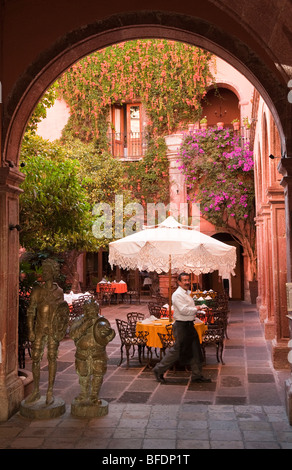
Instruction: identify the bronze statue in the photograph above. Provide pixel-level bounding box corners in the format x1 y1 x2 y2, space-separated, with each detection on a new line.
25 259 69 406
69 299 115 405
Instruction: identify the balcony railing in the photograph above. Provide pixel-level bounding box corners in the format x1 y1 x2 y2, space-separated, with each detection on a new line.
107 131 149 160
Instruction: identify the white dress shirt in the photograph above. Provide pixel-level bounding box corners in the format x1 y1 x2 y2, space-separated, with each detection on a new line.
172 286 198 321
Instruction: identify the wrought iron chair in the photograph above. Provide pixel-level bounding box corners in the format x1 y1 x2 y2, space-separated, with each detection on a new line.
157 323 175 360
212 307 229 339
125 290 141 304
69 295 95 332
115 319 149 368
201 324 225 364
98 284 115 305
126 312 145 325
127 312 147 360
152 295 168 306
147 302 167 318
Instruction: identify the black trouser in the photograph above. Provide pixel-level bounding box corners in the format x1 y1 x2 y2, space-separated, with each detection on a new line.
153 320 203 379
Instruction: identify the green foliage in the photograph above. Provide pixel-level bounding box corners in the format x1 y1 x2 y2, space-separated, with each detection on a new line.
19 132 98 253
55 40 214 211
63 137 133 206
58 39 214 140
61 137 138 245
123 137 169 205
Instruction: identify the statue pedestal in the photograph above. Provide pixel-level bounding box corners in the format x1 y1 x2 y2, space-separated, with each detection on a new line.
71 398 108 418
285 377 292 425
19 396 66 420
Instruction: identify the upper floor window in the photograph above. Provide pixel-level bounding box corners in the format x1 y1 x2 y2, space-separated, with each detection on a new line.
108 103 148 160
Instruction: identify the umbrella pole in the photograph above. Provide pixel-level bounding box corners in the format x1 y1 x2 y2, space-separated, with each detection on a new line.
168 255 172 320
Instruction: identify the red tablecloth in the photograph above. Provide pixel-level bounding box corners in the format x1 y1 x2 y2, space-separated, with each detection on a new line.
96 282 127 294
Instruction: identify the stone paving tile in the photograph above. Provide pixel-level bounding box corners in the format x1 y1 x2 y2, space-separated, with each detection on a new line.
177 439 210 449
75 437 112 449
107 438 143 449
142 438 176 449
176 428 209 440
211 440 245 449
147 419 178 429
210 428 243 441
248 373 275 383
9 437 45 449
215 396 247 405
117 391 152 403
145 427 177 439
113 427 146 439
245 441 281 449
248 383 282 405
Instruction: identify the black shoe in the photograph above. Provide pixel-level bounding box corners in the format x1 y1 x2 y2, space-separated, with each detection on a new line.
153 369 166 383
191 376 211 383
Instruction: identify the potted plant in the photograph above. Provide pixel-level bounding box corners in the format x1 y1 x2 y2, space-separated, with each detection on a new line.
243 117 251 129
200 116 208 129
232 118 240 131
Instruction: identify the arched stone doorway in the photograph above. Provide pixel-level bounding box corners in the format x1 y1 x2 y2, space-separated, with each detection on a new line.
1 9 291 421
202 87 241 128
203 233 244 301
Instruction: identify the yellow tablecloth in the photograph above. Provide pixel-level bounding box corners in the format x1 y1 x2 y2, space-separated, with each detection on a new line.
136 319 207 348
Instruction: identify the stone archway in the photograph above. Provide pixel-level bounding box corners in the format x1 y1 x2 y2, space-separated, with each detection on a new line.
1 10 291 421
3 12 290 167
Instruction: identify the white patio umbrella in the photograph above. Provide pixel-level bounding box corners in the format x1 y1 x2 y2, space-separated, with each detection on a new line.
109 216 237 314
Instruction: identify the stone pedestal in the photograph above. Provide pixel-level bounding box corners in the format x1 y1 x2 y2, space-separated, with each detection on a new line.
71 398 108 418
19 396 66 419
285 377 292 426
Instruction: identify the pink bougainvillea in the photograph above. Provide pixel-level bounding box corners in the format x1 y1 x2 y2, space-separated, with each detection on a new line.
177 127 254 224
177 126 257 275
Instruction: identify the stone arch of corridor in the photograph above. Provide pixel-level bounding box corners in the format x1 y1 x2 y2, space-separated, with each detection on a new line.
1 10 292 422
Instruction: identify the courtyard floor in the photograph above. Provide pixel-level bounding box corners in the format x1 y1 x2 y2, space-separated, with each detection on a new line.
1 299 292 451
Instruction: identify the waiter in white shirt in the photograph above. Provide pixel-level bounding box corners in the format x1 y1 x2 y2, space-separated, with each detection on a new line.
153 272 211 384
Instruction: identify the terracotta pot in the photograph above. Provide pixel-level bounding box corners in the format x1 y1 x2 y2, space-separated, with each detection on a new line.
217 122 224 128
233 122 240 131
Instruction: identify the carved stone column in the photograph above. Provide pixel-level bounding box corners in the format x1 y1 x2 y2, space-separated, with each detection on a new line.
268 188 289 368
256 205 275 336
164 134 187 222
278 157 292 425
0 166 25 421
255 213 266 318
278 158 292 282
